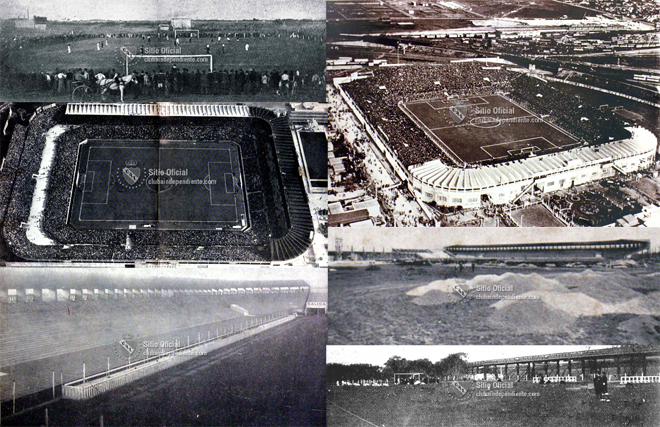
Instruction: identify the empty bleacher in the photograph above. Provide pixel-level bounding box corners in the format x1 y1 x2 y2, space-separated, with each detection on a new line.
0 290 307 368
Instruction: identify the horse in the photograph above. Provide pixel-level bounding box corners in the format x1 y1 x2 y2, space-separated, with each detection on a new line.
95 73 136 102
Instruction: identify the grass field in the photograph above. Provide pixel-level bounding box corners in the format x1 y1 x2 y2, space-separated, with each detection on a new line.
401 94 579 164
4 33 325 74
328 382 659 427
69 139 247 231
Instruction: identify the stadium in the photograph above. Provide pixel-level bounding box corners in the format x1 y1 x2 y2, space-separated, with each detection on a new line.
327 346 660 427
445 239 650 262
0 266 327 425
0 103 316 263
333 62 658 210
0 16 326 102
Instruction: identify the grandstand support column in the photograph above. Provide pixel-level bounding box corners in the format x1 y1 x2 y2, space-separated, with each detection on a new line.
544 361 549 376
616 358 620 378
556 360 560 376
643 356 648 376
504 364 508 379
582 361 586 379
568 360 572 376
516 363 520 377
531 362 535 379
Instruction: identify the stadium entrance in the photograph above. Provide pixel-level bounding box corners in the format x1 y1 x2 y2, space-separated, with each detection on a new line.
305 301 327 315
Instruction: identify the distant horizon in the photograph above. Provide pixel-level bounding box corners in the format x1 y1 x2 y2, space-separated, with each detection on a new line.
329 228 660 253
0 0 325 22
1 18 323 22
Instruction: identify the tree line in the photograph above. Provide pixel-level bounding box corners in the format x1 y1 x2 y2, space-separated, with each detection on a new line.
328 353 469 383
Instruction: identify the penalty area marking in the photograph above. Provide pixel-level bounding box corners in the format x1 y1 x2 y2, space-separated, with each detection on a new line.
428 95 490 110
208 162 238 208
82 171 95 192
328 401 381 427
80 160 111 206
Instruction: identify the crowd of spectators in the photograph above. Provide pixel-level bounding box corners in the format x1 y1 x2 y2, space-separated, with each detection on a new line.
0 105 309 262
2 67 325 101
341 63 633 168
0 29 325 100
508 73 631 145
341 63 514 167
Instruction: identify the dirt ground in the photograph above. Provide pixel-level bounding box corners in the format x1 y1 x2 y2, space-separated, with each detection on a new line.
328 264 660 345
327 381 660 427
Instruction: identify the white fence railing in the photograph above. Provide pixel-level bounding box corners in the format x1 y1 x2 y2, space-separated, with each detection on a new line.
620 375 660 384
533 376 577 383
65 103 250 117
63 313 295 400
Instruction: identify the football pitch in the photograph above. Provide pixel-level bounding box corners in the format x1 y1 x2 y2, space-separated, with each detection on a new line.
3 34 324 74
68 140 248 231
401 94 580 165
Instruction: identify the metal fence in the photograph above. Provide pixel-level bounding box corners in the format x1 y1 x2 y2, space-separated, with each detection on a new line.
63 312 294 400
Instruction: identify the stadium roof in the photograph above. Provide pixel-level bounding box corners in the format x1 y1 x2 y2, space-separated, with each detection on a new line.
446 239 649 252
468 346 660 367
410 127 656 192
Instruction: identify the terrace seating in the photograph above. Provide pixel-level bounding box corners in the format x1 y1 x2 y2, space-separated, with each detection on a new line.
0 107 293 262
0 291 306 367
250 107 314 261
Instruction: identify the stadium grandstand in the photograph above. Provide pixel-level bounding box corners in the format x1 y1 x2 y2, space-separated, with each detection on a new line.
445 239 650 261
0 103 314 263
334 63 658 209
0 266 315 406
469 346 660 382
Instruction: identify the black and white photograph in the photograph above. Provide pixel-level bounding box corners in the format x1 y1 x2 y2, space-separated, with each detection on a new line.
0 0 326 102
327 0 659 227
0 102 328 264
0 101 329 425
0 266 327 426
327 345 660 427
3 0 660 425
329 227 660 345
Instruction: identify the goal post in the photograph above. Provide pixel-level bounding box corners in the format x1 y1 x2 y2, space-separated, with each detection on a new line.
125 54 213 74
174 29 200 39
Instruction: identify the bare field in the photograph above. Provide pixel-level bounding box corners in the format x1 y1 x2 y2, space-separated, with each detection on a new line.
328 264 660 345
328 382 660 427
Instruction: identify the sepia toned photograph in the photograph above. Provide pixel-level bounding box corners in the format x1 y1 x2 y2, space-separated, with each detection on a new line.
327 345 660 427
0 0 326 102
329 227 660 345
327 0 659 227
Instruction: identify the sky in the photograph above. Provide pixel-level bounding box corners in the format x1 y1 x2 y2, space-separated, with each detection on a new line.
327 345 613 366
1 0 325 21
329 227 660 252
